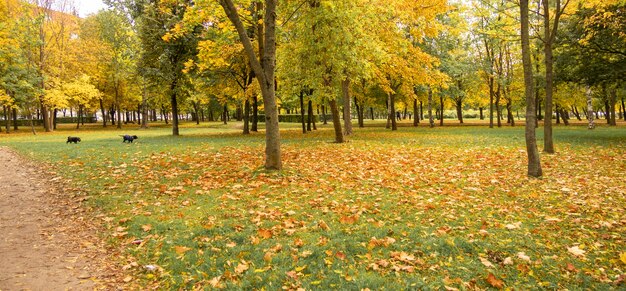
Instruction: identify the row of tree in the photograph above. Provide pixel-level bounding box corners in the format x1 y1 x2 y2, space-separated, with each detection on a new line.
1 0 624 174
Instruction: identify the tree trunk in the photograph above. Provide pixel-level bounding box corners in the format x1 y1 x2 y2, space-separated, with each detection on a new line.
329 99 344 143
439 93 444 126
243 98 250 134
223 104 228 125
342 78 352 135
428 88 434 128
609 88 617 126
543 0 560 154
12 108 18 130
299 91 306 133
479 107 484 120
561 108 569 125
100 99 107 127
307 99 315 131
413 98 419 126
555 105 561 124
390 92 397 130
521 0 542 177
621 97 626 121
489 76 494 128
586 86 595 129
321 102 327 125
355 96 364 128
76 105 82 129
252 94 258 131
456 99 463 124
4 106 10 133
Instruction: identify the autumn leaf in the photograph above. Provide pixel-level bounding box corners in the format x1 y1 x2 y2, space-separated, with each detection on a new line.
480 257 495 268
339 215 358 224
619 252 626 265
258 228 273 239
141 224 152 232
485 273 504 289
235 261 249 274
318 220 330 231
174 246 191 255
567 246 586 257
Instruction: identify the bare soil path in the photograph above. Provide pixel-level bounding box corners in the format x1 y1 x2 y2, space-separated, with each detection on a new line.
0 147 117 290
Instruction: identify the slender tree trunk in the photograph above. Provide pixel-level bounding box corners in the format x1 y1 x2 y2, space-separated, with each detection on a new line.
561 108 569 125
507 101 514 126
342 78 352 135
252 95 258 131
542 0 561 154
439 93 444 126
76 105 81 129
100 99 107 127
321 102 328 125
428 88 434 128
4 106 10 133
456 100 463 124
243 98 250 134
390 92 397 130
489 77 494 128
413 99 419 126
556 105 561 124
609 88 617 126
329 99 344 143
621 97 626 121
586 86 595 129
299 91 306 133
479 107 484 120
521 0 542 177
307 99 315 131
12 108 18 130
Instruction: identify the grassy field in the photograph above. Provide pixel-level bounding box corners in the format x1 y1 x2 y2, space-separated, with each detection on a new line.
1 120 625 289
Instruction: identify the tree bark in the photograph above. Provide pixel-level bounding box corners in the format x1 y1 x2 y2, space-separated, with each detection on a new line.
307 99 315 131
586 86 595 129
329 99 344 143
413 98 419 126
542 0 563 154
521 0 542 177
299 91 306 133
252 94 258 131
428 88 434 128
456 99 463 124
243 98 250 134
342 78 352 135
223 104 228 124
439 93 444 126
609 88 617 126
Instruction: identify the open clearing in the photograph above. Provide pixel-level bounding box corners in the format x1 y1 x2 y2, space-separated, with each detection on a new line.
1 121 625 289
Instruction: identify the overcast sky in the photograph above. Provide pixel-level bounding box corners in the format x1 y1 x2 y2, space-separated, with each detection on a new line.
76 0 108 17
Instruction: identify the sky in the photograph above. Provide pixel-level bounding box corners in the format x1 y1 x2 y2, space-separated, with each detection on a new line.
76 0 108 17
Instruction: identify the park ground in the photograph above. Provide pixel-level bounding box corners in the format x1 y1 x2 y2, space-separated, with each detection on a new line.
0 119 625 290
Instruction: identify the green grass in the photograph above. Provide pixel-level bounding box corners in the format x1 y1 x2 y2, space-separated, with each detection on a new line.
1 120 625 289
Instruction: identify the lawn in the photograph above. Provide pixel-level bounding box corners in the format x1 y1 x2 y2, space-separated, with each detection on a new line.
1 120 625 289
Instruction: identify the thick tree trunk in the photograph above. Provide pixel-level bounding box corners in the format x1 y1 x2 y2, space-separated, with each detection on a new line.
479 107 484 120
342 78 352 135
329 99 344 143
223 104 228 125
307 99 315 131
507 101 514 126
521 0 542 177
456 100 463 124
390 93 397 130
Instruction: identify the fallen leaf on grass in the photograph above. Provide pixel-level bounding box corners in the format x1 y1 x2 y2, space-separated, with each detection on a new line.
485 273 504 289
174 246 191 255
517 252 531 262
480 257 494 268
258 228 272 239
567 246 586 257
235 261 249 274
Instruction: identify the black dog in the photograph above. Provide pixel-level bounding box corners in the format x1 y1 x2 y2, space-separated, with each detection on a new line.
67 136 81 144
122 135 138 143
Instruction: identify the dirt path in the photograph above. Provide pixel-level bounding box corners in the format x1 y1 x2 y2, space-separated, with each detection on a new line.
0 147 117 290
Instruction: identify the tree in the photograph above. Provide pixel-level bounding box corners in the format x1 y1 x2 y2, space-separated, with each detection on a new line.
521 0 542 177
217 0 281 169
139 1 198 136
